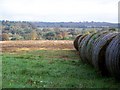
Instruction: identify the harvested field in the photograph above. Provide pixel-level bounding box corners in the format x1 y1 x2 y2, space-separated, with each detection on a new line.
1 40 74 52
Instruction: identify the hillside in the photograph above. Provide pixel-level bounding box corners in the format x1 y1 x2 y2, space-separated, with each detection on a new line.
31 21 118 28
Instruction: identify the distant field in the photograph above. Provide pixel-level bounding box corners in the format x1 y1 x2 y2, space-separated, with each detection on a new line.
1 40 120 88
1 40 74 52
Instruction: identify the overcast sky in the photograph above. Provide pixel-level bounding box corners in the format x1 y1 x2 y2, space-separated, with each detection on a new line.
0 0 119 23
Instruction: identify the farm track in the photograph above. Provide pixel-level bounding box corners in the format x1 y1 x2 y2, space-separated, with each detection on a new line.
1 40 75 52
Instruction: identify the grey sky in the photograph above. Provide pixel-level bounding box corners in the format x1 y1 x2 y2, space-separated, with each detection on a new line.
0 0 119 23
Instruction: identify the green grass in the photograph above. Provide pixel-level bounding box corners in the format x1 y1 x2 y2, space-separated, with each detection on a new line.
2 50 120 88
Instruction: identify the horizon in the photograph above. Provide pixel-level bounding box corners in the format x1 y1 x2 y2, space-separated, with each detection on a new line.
0 20 118 24
0 0 119 23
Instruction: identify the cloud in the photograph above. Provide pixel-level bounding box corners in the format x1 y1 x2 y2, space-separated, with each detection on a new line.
0 0 119 22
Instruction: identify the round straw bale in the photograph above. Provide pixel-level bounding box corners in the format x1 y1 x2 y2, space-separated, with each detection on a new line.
92 32 118 76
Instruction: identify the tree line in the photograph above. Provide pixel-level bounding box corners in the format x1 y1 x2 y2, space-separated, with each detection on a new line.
0 20 117 41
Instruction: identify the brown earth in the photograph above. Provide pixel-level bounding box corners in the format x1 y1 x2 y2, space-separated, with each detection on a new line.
1 40 75 52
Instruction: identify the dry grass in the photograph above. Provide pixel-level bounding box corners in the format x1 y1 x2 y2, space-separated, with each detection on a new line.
1 40 75 52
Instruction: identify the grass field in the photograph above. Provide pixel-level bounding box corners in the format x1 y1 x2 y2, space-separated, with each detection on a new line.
2 50 120 88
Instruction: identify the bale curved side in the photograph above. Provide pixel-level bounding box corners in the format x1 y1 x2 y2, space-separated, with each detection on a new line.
86 31 109 64
80 33 97 64
105 34 120 79
78 34 89 53
92 32 118 76
74 34 82 51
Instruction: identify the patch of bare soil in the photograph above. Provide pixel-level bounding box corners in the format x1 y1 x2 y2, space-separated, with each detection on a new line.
1 40 75 52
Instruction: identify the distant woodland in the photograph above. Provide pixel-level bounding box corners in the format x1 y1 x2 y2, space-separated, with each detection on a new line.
0 20 118 41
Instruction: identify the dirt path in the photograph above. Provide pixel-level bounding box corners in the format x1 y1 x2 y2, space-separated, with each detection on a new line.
1 40 75 52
